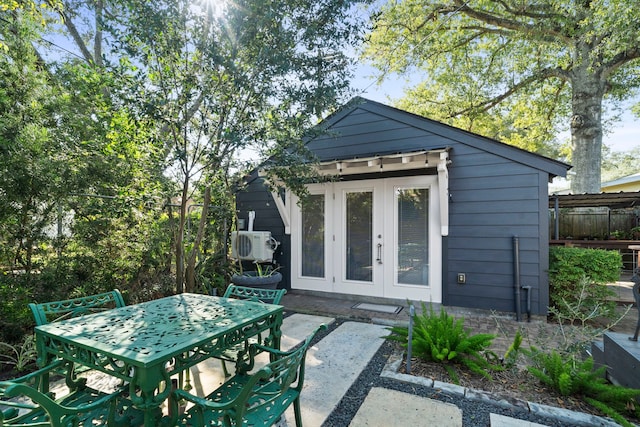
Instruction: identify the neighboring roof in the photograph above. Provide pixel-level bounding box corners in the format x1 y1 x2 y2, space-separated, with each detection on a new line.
549 191 640 209
307 97 571 178
601 172 640 189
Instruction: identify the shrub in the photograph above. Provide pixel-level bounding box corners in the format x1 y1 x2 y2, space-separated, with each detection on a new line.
548 247 620 321
527 349 640 427
0 275 34 343
386 302 497 384
0 335 36 373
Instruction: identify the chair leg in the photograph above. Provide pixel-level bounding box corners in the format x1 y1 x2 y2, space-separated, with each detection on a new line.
293 397 303 427
221 360 230 377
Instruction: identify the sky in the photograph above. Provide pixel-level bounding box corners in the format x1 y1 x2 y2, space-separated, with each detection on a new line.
350 64 640 154
39 4 639 156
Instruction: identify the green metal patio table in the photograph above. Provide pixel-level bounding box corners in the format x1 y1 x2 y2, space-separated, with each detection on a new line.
34 293 283 427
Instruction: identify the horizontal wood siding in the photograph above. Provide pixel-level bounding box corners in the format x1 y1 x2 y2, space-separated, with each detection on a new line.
235 100 564 314
311 135 445 160
308 111 448 160
446 143 545 315
236 177 290 290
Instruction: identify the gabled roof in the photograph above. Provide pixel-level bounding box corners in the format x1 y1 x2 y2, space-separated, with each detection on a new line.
307 97 571 178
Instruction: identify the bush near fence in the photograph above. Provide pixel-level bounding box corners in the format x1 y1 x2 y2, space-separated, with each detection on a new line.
548 246 621 320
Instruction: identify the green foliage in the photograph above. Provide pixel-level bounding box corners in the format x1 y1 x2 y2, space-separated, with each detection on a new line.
363 0 640 192
195 252 234 297
0 0 369 342
0 8 174 330
0 14 65 273
527 350 640 424
601 146 640 183
549 275 616 327
0 276 33 343
96 0 366 293
502 329 523 369
386 302 497 383
585 397 637 427
0 335 36 373
549 247 622 286
548 247 620 322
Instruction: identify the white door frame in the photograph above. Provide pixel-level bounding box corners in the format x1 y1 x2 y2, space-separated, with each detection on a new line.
290 176 442 303
333 180 384 297
382 176 441 302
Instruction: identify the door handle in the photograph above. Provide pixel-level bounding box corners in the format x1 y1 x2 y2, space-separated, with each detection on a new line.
376 243 382 264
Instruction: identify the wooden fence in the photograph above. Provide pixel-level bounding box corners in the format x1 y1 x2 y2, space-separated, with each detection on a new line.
549 209 638 240
549 208 640 272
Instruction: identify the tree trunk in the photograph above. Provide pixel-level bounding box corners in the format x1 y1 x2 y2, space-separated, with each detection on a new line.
165 200 175 274
175 180 189 294
185 186 211 293
569 68 605 194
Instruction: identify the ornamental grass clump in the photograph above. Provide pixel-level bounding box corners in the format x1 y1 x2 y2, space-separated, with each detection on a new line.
386 302 497 384
527 349 640 427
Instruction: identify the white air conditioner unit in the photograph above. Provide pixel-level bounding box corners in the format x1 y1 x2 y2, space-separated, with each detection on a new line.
230 231 279 262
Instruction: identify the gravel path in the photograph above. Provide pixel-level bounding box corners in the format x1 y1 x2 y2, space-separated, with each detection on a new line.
316 319 617 427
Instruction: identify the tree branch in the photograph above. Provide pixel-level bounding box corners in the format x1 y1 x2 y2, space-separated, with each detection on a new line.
47 0 95 65
449 0 572 44
601 47 640 80
448 66 569 118
493 0 566 21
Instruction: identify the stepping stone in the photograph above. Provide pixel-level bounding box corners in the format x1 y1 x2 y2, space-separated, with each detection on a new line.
349 387 462 427
490 413 548 427
285 321 388 426
280 314 335 350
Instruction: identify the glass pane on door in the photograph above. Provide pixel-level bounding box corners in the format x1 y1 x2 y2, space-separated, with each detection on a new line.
346 191 373 282
397 188 429 285
301 194 325 278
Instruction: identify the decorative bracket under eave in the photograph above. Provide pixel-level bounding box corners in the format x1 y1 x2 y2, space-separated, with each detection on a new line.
434 151 450 237
258 170 291 235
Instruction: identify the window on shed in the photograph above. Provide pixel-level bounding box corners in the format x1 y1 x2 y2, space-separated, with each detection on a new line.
301 194 325 278
397 188 429 286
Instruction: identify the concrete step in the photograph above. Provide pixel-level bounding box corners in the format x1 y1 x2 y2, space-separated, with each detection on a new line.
602 331 640 388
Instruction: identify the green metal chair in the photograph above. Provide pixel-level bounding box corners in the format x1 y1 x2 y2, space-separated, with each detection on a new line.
222 285 286 305
171 324 326 427
28 290 127 389
28 290 126 326
218 285 287 377
0 359 144 427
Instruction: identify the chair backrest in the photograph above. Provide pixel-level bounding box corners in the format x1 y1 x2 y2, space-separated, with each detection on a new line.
28 289 126 326
235 324 326 425
0 359 142 427
223 284 286 305
174 324 326 426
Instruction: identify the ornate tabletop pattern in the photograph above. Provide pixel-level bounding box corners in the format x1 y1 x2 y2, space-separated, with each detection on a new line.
34 293 283 425
37 293 280 365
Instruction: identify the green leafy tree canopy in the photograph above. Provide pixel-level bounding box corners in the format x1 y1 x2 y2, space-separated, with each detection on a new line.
363 0 640 193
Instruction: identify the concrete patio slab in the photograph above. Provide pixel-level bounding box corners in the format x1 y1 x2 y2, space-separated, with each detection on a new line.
284 321 388 426
490 413 548 427
349 387 462 427
186 313 335 398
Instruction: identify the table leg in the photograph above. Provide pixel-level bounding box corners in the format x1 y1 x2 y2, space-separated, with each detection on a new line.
270 313 283 363
129 366 172 427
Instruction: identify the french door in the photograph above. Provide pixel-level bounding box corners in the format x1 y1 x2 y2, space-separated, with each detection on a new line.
291 176 442 302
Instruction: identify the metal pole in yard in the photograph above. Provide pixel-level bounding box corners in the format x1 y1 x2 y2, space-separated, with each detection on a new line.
406 304 415 374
